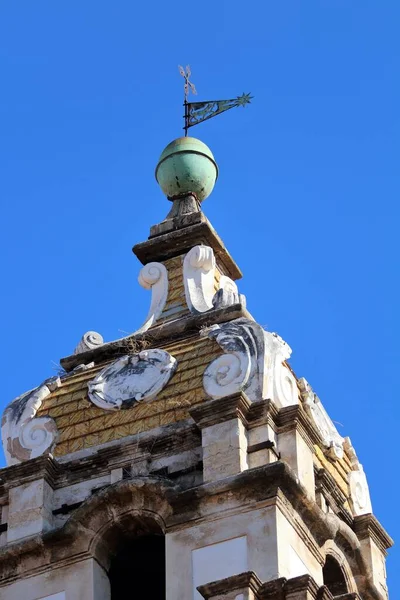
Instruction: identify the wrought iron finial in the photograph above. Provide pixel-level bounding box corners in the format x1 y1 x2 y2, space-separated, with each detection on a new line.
178 66 253 135
179 65 197 103
179 65 197 136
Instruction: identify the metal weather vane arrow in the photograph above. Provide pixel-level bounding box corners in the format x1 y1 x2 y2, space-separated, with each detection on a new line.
179 65 253 136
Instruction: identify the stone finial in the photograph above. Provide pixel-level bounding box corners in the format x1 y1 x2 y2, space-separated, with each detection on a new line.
155 137 218 203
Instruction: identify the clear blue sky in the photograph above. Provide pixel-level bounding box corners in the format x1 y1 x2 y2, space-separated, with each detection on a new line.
1 0 399 591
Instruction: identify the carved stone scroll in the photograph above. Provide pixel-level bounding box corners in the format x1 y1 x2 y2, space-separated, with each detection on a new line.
344 437 373 516
88 349 177 410
183 245 216 313
263 331 299 408
74 331 104 355
212 275 246 309
298 378 344 460
201 318 298 406
2 377 60 466
135 262 168 333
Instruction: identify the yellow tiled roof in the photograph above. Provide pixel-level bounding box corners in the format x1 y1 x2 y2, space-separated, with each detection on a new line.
37 335 222 457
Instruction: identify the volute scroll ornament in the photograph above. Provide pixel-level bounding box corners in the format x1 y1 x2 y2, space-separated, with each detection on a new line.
201 317 298 407
2 377 61 466
343 437 373 516
135 262 168 333
74 331 104 355
88 349 177 410
183 245 216 314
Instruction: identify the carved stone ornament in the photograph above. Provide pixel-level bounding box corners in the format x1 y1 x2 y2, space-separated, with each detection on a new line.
343 437 373 516
212 275 246 309
88 349 177 410
135 262 168 333
1 377 60 466
184 245 246 314
74 331 104 355
201 317 298 406
298 378 344 460
183 245 216 313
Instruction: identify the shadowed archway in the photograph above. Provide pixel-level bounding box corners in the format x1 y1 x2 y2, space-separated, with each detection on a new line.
323 555 348 596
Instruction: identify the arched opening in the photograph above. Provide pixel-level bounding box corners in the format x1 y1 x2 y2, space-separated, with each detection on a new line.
323 555 348 597
109 533 165 600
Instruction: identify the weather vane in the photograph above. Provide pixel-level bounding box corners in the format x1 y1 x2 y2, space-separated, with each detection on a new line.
179 65 253 136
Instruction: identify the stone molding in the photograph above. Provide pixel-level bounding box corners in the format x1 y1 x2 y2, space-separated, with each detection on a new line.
277 404 319 453
189 392 252 429
283 574 321 598
197 572 337 600
133 217 242 281
87 349 177 410
197 570 263 599
135 261 168 333
353 514 394 554
298 378 344 461
60 303 250 372
315 467 353 526
2 378 61 466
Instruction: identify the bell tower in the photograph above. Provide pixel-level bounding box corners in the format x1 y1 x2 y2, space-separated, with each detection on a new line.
0 135 392 600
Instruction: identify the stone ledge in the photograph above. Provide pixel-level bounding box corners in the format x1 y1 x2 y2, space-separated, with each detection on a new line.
133 218 242 280
197 570 263 599
353 514 393 552
190 392 252 429
60 302 251 372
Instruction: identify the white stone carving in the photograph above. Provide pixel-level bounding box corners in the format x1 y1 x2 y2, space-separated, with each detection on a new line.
263 331 298 408
183 245 216 313
2 377 61 466
201 318 298 407
74 331 104 355
201 319 261 401
344 437 373 516
349 465 372 516
212 275 246 309
88 349 177 410
135 262 168 333
298 378 344 460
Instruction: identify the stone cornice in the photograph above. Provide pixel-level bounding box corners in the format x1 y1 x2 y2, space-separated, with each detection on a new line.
61 302 251 371
133 217 242 280
247 398 279 431
168 462 332 546
197 570 263 599
353 514 393 553
315 467 353 527
189 392 252 429
277 404 318 453
283 574 321 598
257 577 286 599
0 454 61 491
0 421 200 490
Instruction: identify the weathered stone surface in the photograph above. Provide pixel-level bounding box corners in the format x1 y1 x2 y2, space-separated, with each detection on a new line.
88 349 177 410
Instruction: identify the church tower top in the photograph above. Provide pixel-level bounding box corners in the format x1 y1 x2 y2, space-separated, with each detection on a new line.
0 72 393 600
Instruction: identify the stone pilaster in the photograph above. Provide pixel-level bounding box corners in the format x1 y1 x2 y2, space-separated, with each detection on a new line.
353 514 393 600
277 405 316 499
190 393 251 483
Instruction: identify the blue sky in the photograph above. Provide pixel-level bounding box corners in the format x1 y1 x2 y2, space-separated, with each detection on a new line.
1 0 399 590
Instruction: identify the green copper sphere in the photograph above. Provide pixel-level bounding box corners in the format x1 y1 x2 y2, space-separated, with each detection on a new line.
155 137 218 202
